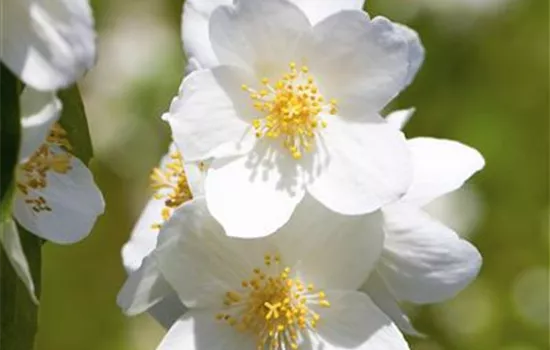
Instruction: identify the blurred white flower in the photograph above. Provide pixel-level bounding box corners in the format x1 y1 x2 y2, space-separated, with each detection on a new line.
361 108 485 334
0 87 104 301
119 197 411 350
167 0 424 239
0 0 96 91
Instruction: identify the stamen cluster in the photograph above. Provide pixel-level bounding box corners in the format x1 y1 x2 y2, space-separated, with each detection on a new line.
216 253 331 350
242 62 338 159
17 123 73 213
149 151 193 229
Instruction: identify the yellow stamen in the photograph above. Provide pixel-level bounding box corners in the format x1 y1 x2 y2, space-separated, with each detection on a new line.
215 253 331 349
243 63 337 158
16 123 73 213
149 151 194 230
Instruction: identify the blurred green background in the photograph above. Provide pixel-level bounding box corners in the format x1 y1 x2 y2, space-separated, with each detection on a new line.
34 0 549 349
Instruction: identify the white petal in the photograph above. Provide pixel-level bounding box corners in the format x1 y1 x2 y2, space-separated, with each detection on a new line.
148 294 187 330
273 195 384 291
292 0 365 24
181 0 363 71
361 271 421 336
401 138 485 206
209 0 312 76
395 24 424 87
309 13 410 118
378 204 482 304
13 146 104 244
117 256 174 315
312 291 409 350
1 0 96 91
181 0 230 70
19 87 62 162
185 162 206 198
154 199 268 308
205 150 305 239
121 195 165 273
0 219 38 303
307 117 412 215
385 108 415 131
166 67 257 162
157 310 255 350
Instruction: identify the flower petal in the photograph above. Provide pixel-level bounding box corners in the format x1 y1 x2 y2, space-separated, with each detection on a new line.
209 0 312 76
273 195 384 291
121 195 165 273
157 310 255 350
19 88 62 162
154 199 268 308
1 0 96 91
361 271 421 336
181 0 363 70
205 150 305 239
395 24 424 87
292 0 365 24
0 219 38 304
181 0 231 70
117 256 175 316
311 290 409 350
401 138 485 206
166 67 257 162
13 146 104 244
385 108 415 131
378 204 482 304
307 117 412 215
309 13 410 118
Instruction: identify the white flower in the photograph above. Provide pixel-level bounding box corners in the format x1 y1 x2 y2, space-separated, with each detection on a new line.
1 87 105 301
0 0 96 91
166 0 424 238
119 197 411 350
361 109 485 334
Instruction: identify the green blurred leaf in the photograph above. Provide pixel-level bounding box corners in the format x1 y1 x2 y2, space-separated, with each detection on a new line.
58 86 94 165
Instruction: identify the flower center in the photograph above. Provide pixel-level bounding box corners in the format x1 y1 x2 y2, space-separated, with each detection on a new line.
242 62 338 159
149 151 194 230
216 253 331 350
16 123 73 213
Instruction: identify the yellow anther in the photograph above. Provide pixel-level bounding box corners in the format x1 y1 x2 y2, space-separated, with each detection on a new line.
242 62 337 158
148 149 192 229
17 123 73 213
241 84 249 91
217 254 331 349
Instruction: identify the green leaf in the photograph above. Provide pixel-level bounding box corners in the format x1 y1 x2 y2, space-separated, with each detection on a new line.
0 226 42 350
57 86 94 164
0 65 41 350
0 64 21 222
